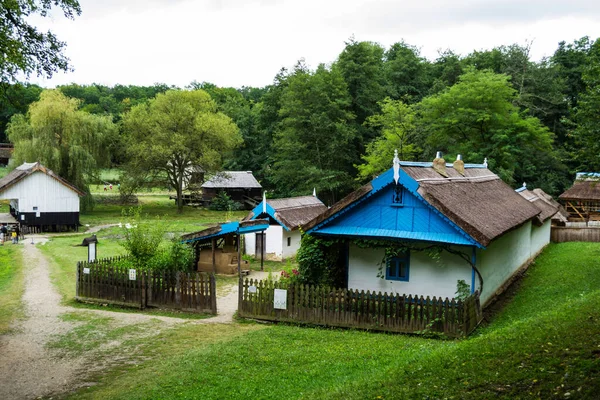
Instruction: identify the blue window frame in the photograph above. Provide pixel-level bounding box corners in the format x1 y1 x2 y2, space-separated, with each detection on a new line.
386 252 410 281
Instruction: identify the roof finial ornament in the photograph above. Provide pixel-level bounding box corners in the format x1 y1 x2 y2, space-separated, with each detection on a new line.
313 187 316 197
393 149 400 184
523 182 526 188
483 157 488 168
262 191 267 214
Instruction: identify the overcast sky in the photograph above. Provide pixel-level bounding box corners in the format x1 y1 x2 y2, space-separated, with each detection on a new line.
28 0 600 89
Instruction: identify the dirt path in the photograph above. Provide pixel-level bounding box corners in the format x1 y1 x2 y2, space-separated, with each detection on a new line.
0 237 262 399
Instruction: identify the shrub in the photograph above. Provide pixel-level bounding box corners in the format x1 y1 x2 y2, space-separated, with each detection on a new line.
209 191 243 211
119 207 164 270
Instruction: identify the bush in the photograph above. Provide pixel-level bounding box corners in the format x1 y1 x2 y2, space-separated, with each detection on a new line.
119 207 164 270
209 191 243 211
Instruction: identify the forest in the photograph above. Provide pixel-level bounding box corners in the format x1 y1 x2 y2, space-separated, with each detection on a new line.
2 36 600 205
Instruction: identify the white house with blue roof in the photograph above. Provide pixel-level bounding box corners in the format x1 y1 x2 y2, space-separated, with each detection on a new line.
303 152 555 306
244 194 327 260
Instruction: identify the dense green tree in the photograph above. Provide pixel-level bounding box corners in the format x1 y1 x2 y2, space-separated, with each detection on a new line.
573 38 600 171
271 62 357 203
418 69 566 193
383 41 432 103
7 89 116 208
0 83 43 142
0 0 81 82
357 98 420 181
429 50 464 94
122 90 242 212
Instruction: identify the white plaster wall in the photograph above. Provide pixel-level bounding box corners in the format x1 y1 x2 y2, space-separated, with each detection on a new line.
530 220 551 257
347 244 472 299
0 172 79 212
476 221 532 305
282 230 302 259
244 225 284 259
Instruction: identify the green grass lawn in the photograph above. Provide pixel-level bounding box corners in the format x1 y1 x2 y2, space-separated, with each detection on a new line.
67 242 600 399
0 245 24 334
0 166 8 179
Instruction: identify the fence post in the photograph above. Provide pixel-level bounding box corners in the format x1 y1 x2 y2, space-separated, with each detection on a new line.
141 271 146 310
210 273 217 314
76 261 80 298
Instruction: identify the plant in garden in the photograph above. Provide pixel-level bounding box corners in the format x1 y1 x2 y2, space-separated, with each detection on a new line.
279 260 301 285
209 191 243 212
119 207 164 270
455 279 471 301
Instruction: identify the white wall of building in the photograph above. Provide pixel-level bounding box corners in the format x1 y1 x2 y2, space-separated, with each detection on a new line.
244 225 284 259
347 244 472 299
0 172 79 213
282 230 301 259
476 221 532 305
530 220 551 257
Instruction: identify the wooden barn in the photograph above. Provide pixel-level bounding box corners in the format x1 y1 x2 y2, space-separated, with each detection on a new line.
201 171 262 210
244 194 328 260
303 152 556 307
0 143 13 166
559 173 600 222
0 162 84 232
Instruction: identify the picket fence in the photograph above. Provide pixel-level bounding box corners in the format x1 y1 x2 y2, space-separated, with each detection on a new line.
239 278 482 337
76 256 216 314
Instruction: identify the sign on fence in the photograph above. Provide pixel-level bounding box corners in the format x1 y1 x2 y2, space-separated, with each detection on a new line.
274 288 287 309
83 267 90 274
248 285 257 293
128 269 137 281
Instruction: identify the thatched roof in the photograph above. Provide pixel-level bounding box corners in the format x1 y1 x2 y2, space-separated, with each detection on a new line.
202 171 261 189
0 162 85 196
517 188 561 225
532 188 569 223
559 174 600 201
304 161 540 247
0 146 12 159
246 196 327 230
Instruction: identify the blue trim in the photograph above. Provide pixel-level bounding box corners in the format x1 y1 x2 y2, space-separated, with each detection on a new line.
249 202 290 231
386 253 410 282
400 161 487 168
515 186 527 193
181 221 269 244
307 167 484 248
471 246 477 294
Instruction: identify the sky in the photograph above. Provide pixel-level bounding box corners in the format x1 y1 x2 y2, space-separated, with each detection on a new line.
28 0 600 89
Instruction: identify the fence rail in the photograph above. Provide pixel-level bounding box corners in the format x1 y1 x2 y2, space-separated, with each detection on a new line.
239 279 481 337
76 256 216 314
551 226 600 243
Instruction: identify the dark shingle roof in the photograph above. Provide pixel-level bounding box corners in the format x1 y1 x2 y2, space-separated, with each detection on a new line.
201 171 261 189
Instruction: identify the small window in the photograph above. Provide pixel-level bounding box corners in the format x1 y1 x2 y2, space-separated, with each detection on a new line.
33 206 38 211
287 237 291 247
392 186 403 205
386 252 410 281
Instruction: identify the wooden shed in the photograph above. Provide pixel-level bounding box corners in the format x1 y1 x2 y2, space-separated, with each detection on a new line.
201 171 262 210
0 162 84 232
558 173 600 222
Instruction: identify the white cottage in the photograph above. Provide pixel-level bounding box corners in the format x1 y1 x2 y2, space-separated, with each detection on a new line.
303 153 558 307
0 162 84 231
244 195 327 260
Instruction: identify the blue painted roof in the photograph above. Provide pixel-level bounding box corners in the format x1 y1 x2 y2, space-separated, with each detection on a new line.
307 166 483 248
181 220 269 244
314 226 477 246
248 202 289 231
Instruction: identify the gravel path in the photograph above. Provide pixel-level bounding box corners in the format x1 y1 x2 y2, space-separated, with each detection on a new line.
0 235 266 399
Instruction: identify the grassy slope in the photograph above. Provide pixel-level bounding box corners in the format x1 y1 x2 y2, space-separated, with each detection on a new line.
68 242 600 400
0 245 24 333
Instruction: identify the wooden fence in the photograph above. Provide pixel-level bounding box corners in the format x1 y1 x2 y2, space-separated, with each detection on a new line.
239 279 482 337
551 226 600 243
76 256 216 314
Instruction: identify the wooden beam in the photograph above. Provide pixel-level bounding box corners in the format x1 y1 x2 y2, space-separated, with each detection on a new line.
568 201 586 220
211 238 216 275
261 232 264 271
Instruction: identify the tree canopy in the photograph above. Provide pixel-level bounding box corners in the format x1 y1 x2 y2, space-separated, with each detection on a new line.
7 89 116 208
0 0 81 83
122 90 242 212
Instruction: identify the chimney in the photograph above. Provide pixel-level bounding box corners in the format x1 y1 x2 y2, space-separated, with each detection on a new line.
453 154 465 176
433 151 448 177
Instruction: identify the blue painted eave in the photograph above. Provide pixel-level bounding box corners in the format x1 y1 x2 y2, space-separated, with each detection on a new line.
181 221 268 244
314 226 477 246
249 202 290 231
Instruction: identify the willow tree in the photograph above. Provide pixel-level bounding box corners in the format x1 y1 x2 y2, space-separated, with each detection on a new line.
7 89 116 209
122 90 241 213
